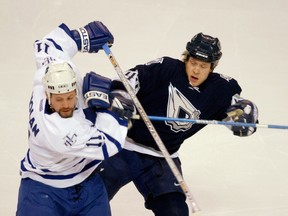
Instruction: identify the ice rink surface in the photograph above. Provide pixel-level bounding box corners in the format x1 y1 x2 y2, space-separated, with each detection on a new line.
1 0 288 215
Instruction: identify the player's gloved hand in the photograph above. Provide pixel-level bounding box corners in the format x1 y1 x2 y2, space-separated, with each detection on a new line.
225 99 258 137
71 21 114 53
83 72 111 109
110 90 135 125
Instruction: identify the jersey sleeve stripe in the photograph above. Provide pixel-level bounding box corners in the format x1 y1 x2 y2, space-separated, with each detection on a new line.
46 38 63 51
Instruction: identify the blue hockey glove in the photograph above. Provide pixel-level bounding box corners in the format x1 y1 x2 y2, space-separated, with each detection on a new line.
83 72 112 109
72 21 114 53
110 90 135 122
226 99 258 137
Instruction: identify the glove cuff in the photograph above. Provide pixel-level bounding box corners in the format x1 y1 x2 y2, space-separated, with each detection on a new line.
84 90 110 108
71 28 90 52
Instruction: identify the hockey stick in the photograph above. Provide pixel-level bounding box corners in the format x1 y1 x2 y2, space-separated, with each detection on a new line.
132 115 288 130
102 44 201 215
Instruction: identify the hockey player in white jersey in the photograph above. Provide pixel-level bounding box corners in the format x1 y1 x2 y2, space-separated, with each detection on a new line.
16 21 134 216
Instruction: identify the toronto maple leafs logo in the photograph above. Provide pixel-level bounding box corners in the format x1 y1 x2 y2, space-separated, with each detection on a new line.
64 133 77 146
166 83 201 132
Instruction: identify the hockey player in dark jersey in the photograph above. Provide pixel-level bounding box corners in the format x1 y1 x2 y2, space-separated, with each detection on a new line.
99 33 259 216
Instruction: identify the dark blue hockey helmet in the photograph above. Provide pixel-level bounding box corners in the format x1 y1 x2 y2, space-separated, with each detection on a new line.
186 33 222 63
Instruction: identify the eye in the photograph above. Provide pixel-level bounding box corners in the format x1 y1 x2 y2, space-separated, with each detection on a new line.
67 95 75 101
200 64 208 69
189 60 197 66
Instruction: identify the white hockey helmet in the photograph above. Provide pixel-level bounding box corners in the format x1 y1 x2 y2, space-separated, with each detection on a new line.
42 62 77 95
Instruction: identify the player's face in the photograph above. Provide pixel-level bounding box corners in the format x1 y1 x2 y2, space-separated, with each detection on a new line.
50 90 77 118
185 57 212 87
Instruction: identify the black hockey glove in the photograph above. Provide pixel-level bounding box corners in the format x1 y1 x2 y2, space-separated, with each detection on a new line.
71 21 114 53
110 90 135 123
83 72 111 109
226 99 258 137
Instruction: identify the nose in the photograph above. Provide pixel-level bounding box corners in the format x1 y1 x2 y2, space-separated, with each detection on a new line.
193 65 201 74
62 99 70 108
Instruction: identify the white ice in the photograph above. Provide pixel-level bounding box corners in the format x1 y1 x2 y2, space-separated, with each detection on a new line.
1 0 288 215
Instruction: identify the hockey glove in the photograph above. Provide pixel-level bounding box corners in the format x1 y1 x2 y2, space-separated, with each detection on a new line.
83 72 111 109
110 90 135 123
72 21 114 53
225 99 259 137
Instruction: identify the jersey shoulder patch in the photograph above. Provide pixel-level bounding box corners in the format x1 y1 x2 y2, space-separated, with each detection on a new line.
145 57 164 66
219 73 233 82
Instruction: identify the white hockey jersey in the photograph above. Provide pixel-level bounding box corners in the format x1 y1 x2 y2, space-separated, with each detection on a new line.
20 24 128 188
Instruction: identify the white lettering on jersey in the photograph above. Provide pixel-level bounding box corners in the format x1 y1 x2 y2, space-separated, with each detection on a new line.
125 69 140 93
166 83 200 132
28 94 40 137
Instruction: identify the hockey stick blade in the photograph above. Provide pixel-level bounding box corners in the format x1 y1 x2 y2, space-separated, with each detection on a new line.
102 44 201 214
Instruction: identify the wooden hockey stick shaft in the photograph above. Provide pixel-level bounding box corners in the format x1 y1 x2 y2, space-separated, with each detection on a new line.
102 44 201 214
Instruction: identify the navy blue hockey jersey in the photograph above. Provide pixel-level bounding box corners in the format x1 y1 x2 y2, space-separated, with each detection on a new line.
124 57 242 154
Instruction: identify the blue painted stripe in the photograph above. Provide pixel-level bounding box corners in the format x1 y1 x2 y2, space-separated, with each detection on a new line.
102 143 109 159
72 158 85 167
102 43 110 55
26 149 36 169
102 131 122 152
21 159 101 180
146 116 288 130
59 23 73 40
86 135 103 147
20 158 27 171
36 159 101 180
46 38 63 51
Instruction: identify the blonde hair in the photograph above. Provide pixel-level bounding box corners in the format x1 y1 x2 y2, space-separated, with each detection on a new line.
181 50 189 62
